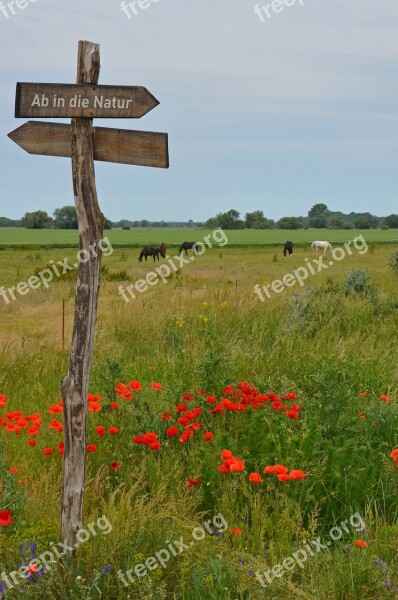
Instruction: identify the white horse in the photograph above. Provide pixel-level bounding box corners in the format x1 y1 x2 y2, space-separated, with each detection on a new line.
311 240 332 255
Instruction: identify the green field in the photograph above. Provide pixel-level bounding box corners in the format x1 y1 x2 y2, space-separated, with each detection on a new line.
1 226 398 247
0 244 398 599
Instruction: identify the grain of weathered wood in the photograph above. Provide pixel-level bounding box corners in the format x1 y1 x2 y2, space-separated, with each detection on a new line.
60 40 103 549
15 82 159 118
8 121 169 168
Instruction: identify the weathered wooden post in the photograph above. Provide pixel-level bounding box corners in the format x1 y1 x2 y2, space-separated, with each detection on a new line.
59 41 103 547
8 39 169 548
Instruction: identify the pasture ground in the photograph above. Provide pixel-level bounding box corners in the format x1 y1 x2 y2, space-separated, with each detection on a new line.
1 226 398 247
0 240 397 599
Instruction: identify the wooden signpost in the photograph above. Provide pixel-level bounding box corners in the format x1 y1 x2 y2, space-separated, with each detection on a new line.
8 40 169 549
8 121 169 168
15 82 160 119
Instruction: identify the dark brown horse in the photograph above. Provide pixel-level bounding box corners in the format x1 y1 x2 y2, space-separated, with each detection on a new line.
283 241 294 256
138 243 167 262
179 241 197 255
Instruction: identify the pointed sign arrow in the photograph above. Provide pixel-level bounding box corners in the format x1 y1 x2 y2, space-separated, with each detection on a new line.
8 121 169 168
15 83 160 119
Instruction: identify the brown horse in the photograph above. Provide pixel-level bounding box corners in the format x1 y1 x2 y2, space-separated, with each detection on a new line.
179 241 197 255
138 243 167 262
138 247 160 262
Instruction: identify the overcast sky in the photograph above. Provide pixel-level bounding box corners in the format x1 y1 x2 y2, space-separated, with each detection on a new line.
0 0 397 222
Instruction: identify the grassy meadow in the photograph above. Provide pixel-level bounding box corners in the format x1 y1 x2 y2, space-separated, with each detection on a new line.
0 238 398 599
1 227 398 247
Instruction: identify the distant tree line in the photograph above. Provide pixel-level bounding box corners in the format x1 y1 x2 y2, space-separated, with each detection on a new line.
2 206 113 229
205 204 398 230
1 203 398 230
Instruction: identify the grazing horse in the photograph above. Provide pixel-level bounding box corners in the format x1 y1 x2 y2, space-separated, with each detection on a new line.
311 240 332 255
138 246 161 262
179 241 197 255
283 241 294 256
159 242 167 258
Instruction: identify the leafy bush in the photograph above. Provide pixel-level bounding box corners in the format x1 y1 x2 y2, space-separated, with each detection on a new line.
388 252 398 274
344 268 371 295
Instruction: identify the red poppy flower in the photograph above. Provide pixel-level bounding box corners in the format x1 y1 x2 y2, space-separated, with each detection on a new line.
110 402 119 410
218 464 230 474
263 464 288 475
207 395 217 404
229 460 246 472
249 472 263 483
108 427 119 435
204 432 213 441
189 422 201 431
358 392 367 397
27 439 36 447
88 402 102 412
0 510 13 527
87 444 96 452
143 432 158 444
359 412 366 419
161 411 172 421
182 393 194 401
179 429 193 444
88 394 101 403
277 473 290 482
111 461 121 471
380 394 390 403
0 394 6 408
175 403 187 414
186 478 202 489
48 419 64 432
9 467 18 474
287 410 299 420
231 527 242 536
151 382 162 390
221 450 233 459
354 540 367 548
150 441 160 451
288 470 310 480
114 383 133 400
96 426 106 436
390 449 398 465
129 381 142 391
167 427 179 437
43 448 53 456
26 425 40 436
26 564 39 575
48 403 63 414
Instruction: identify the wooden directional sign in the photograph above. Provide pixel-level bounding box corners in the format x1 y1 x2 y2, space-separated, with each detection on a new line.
8 121 169 168
15 82 159 119
8 39 170 550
